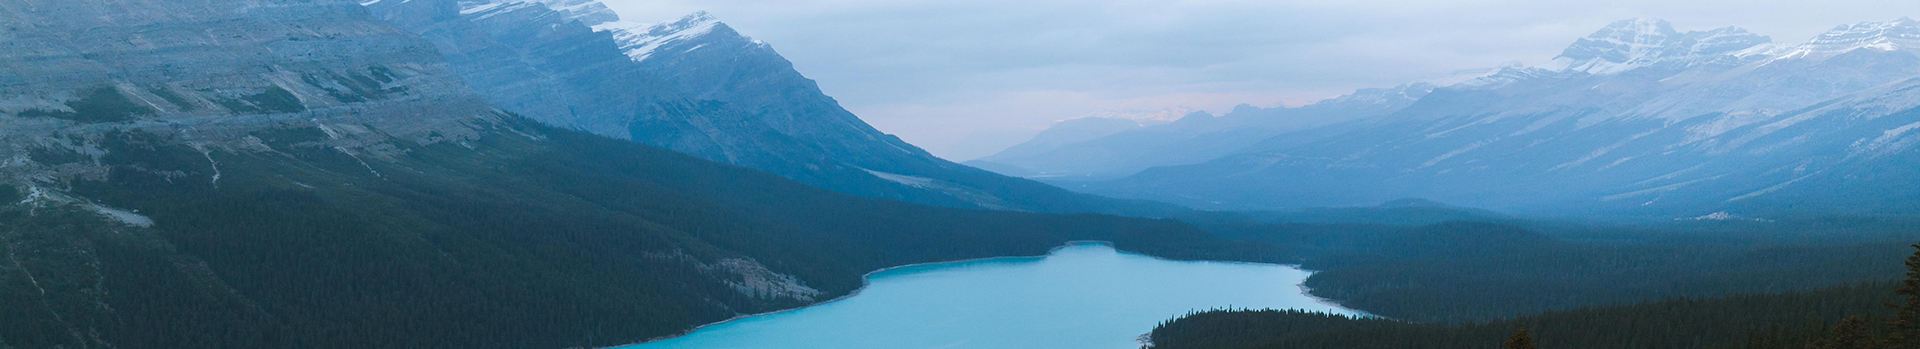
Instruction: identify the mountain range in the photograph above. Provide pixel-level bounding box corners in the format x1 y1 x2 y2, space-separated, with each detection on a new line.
970 83 1433 180
362 0 1179 216
988 18 1920 217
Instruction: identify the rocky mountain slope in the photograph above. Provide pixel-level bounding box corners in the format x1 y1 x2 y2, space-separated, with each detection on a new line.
0 1 1232 348
362 0 1181 215
1071 18 1920 217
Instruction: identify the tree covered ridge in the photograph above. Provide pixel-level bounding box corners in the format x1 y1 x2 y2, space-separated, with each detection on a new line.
0 116 1259 349
1189 218 1918 324
1144 243 1920 349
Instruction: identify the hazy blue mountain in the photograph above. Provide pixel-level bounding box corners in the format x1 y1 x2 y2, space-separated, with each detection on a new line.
1079 18 1920 217
0 0 1232 347
363 0 1180 215
963 116 1157 177
975 84 1432 180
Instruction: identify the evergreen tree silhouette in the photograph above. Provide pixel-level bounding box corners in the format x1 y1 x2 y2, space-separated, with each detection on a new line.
1889 244 1920 349
1826 316 1877 349
1505 328 1538 349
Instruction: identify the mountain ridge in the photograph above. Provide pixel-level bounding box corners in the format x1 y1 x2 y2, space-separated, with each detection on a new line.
1003 17 1920 217
365 0 1184 215
972 83 1433 180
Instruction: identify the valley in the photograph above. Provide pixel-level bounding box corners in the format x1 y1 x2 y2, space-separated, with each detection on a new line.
0 1 1916 349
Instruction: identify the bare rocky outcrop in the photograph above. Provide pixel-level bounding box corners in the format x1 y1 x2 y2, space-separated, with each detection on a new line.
704 258 824 302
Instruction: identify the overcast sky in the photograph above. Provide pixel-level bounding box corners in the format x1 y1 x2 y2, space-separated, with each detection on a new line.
596 0 1920 161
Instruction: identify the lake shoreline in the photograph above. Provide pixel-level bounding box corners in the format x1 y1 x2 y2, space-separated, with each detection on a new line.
607 240 1354 348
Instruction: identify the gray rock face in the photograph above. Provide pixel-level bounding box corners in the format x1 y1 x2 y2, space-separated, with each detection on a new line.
0 0 500 195
0 1 499 347
600 12 938 173
1077 18 1920 217
366 0 1180 215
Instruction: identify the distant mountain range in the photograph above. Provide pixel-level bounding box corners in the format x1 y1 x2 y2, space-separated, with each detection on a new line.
984 18 1920 217
364 0 1180 216
969 83 1433 180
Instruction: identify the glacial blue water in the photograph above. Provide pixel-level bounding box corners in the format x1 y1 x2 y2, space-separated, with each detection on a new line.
626 242 1354 349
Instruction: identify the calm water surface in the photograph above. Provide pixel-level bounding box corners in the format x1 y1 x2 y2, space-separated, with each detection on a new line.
626 243 1354 349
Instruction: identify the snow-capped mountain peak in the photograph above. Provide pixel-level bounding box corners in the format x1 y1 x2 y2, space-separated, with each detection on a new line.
1586 18 1681 44
603 11 741 63
1322 82 1437 106
1451 65 1561 88
1542 18 1770 75
456 0 620 26
1768 18 1920 62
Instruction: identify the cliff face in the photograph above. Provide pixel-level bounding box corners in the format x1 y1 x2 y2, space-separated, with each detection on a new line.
365 0 1184 215
0 0 502 192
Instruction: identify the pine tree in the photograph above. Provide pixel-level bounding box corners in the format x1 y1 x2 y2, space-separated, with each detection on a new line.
1826 316 1878 349
1506 328 1538 349
1888 243 1920 349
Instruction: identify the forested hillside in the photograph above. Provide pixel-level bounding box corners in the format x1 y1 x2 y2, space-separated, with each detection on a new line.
1189 219 1918 323
1145 216 1920 349
1146 281 1899 349
0 114 1252 349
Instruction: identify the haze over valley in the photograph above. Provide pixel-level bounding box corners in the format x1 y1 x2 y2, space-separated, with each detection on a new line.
977 17 1920 218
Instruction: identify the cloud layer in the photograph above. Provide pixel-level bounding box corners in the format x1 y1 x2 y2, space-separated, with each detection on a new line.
599 0 1920 160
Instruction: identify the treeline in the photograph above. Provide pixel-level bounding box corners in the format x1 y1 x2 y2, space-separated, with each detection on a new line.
1148 279 1901 349
1187 219 1917 323
1147 243 1920 349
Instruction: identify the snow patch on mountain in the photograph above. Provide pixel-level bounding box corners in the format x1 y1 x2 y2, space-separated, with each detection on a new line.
455 0 620 25
603 12 729 63
1769 18 1920 63
1678 211 1771 222
1849 121 1920 157
9 184 154 227
458 1 539 20
1420 64 1522 87
1680 111 1777 145
1422 139 1491 168
1541 18 1771 75
863 169 937 188
520 0 620 25
87 204 154 228
1328 82 1437 106
1450 66 1563 89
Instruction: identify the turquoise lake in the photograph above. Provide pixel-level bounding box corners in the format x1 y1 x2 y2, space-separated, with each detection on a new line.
624 243 1356 349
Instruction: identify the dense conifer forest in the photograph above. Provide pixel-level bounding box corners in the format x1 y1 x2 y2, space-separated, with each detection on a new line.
1146 243 1920 349
0 117 1261 349
1184 217 1920 323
